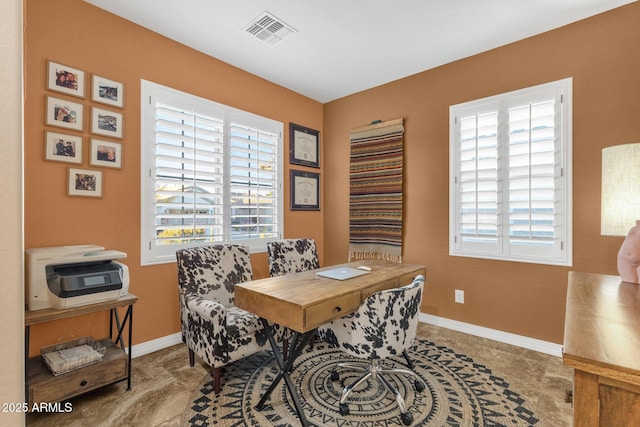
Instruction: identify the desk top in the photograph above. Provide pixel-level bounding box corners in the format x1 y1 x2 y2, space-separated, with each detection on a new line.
235 260 425 333
25 294 138 326
563 272 640 380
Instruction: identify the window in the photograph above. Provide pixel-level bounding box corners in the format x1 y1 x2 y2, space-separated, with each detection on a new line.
449 78 572 266
141 80 283 265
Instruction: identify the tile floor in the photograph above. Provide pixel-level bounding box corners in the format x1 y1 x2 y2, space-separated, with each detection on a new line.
27 323 574 427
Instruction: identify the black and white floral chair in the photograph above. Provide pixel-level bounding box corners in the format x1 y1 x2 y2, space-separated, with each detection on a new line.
317 275 426 426
267 238 320 277
176 244 281 394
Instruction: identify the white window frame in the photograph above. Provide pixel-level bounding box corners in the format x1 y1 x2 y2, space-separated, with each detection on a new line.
140 80 283 265
449 78 572 266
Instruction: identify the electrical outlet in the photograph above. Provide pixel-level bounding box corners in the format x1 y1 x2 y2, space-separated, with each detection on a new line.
455 289 464 304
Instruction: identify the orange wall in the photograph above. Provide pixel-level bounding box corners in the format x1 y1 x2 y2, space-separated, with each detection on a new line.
24 0 323 355
25 1 640 353
324 2 640 344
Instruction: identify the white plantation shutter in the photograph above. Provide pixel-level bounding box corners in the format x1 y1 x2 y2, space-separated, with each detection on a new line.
450 79 572 266
141 81 283 265
507 94 563 259
228 120 279 241
154 104 225 246
458 109 500 253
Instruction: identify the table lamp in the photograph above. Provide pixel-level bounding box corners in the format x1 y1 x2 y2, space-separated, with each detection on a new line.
601 143 640 284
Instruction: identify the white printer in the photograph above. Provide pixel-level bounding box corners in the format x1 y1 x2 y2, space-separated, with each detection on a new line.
26 245 130 311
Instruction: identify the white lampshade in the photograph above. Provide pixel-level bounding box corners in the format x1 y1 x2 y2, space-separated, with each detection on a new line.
601 143 640 236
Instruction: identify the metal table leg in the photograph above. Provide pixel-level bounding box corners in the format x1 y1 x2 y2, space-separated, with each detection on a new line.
110 305 134 390
254 318 315 427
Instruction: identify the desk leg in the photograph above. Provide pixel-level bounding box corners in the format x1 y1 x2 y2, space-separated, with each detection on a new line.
255 319 315 427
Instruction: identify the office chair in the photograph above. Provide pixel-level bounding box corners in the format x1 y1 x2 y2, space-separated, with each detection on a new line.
317 275 426 426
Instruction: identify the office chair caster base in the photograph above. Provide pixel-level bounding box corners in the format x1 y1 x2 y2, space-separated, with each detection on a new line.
400 411 413 426
331 370 340 381
414 380 425 393
339 403 350 416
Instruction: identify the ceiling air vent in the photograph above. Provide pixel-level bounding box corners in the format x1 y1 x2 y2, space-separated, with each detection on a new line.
244 11 297 46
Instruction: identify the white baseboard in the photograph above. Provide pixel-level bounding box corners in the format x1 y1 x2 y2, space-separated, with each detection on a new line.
130 332 183 358
128 316 563 359
419 313 563 357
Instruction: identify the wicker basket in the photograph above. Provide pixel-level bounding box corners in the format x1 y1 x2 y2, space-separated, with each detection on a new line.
41 336 106 376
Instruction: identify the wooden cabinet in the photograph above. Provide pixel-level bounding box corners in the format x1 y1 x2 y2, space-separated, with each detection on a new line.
563 272 640 426
25 295 137 406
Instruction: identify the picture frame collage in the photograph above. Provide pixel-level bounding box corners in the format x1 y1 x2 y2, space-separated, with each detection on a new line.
289 123 320 211
44 60 124 198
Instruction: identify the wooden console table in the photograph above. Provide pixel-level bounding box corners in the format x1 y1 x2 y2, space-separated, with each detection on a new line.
563 272 640 426
24 294 137 406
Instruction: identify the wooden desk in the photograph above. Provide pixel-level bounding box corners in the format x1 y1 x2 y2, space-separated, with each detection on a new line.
563 272 640 426
25 294 137 406
236 259 425 333
235 260 425 427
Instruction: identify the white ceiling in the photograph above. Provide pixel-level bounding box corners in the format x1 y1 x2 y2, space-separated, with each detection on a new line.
85 0 635 103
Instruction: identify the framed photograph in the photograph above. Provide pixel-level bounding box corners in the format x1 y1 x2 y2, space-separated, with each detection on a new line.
91 75 124 108
46 96 84 131
90 139 122 169
91 107 123 138
68 167 103 198
290 170 320 211
47 60 85 98
290 123 319 168
44 131 83 164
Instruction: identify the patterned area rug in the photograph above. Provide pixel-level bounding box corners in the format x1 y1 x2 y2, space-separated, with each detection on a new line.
184 340 539 426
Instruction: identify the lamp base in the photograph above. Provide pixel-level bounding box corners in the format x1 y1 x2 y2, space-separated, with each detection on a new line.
617 220 640 284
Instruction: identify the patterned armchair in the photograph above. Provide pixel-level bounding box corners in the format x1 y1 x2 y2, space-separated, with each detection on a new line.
267 238 320 277
317 275 426 426
176 244 280 394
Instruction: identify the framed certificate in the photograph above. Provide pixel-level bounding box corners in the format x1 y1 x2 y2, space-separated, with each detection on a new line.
289 123 319 168
290 170 320 210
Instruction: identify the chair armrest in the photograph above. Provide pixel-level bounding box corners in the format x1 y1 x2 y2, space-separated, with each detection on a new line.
186 296 226 325
182 296 229 364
